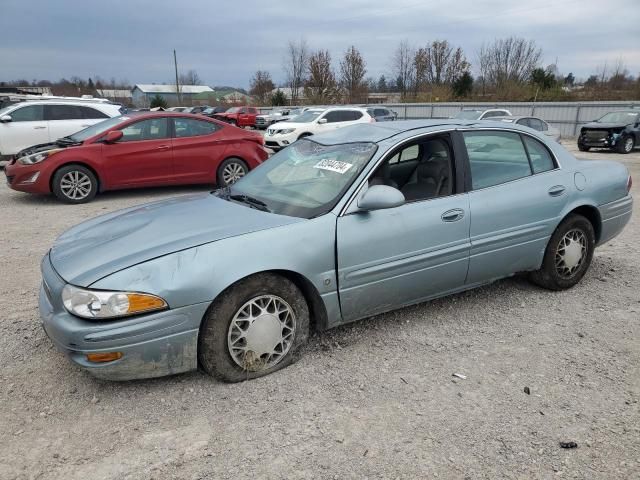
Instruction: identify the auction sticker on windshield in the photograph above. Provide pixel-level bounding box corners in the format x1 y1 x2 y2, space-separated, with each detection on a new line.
314 159 353 174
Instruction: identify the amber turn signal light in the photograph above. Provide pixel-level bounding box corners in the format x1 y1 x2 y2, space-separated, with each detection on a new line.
86 352 123 363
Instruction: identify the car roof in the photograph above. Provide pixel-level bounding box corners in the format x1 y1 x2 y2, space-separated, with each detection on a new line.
309 119 543 145
489 115 544 121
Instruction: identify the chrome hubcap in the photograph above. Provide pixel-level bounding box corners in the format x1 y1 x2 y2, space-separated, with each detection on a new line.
60 171 91 199
624 138 633 152
222 162 246 184
227 295 295 371
555 229 587 278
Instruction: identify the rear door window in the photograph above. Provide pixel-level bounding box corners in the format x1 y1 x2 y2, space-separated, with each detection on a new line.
45 104 82 121
463 131 532 189
79 106 109 119
173 118 219 138
523 136 555 174
9 104 44 122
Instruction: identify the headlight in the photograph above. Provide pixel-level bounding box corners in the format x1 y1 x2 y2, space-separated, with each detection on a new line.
18 149 62 165
279 129 296 134
62 285 168 320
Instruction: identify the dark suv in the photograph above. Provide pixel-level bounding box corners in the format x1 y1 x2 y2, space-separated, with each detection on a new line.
578 111 639 154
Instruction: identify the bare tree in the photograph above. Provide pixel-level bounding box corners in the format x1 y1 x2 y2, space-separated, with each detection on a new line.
284 39 309 104
179 69 202 86
339 46 367 103
249 70 275 105
392 40 415 100
477 37 542 87
414 40 469 95
305 50 338 104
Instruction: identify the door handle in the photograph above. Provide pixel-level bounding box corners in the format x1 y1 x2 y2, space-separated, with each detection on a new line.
441 208 465 222
33 126 46 130
156 145 170 151
548 185 566 197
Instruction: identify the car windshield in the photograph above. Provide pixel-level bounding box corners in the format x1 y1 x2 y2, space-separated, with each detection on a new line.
68 116 128 142
597 112 639 124
226 107 241 113
291 110 324 123
225 139 377 218
454 110 483 120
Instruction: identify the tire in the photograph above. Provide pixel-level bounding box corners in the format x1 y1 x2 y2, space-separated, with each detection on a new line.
229 119 237 126
297 133 312 140
577 144 590 152
217 157 248 187
52 164 98 204
616 134 635 154
198 273 310 382
529 214 595 291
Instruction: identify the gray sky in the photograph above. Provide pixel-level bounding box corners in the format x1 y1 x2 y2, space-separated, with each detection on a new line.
1 0 639 89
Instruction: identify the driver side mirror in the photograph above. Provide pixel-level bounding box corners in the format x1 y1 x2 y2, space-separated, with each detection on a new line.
0 114 12 123
103 130 123 143
357 185 405 211
318 118 327 124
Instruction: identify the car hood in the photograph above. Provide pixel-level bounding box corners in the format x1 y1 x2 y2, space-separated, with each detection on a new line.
49 193 304 286
582 122 629 130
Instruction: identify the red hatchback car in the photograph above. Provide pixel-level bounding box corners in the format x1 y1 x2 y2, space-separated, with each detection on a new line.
4 112 268 203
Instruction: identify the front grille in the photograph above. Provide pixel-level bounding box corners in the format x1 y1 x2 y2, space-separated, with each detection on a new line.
584 130 608 142
255 118 267 125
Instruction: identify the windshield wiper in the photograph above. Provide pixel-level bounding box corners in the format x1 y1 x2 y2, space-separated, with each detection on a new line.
229 194 271 212
56 136 79 146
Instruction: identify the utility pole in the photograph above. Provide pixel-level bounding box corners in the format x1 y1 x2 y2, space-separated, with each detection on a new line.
174 49 182 106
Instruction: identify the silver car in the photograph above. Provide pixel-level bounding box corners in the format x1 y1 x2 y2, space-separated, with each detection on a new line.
488 115 561 142
39 120 633 382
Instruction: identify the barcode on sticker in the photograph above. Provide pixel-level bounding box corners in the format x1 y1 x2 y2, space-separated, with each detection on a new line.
314 159 353 174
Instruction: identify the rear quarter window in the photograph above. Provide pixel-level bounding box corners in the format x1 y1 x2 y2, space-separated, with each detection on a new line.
523 136 556 174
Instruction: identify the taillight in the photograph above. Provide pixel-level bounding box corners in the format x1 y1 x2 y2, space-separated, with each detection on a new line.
627 175 632 193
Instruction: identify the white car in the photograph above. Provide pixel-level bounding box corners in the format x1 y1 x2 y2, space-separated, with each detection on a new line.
488 115 561 142
264 107 373 150
453 108 512 120
0 100 123 160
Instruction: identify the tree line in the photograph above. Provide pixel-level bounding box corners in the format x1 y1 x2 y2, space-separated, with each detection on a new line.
250 36 640 106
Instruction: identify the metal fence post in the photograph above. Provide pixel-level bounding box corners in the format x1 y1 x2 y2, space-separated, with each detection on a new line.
573 104 581 136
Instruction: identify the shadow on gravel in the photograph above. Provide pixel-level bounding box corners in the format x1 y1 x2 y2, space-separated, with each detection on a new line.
4 184 213 206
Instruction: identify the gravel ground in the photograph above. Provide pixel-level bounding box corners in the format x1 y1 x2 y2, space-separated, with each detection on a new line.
1 141 638 480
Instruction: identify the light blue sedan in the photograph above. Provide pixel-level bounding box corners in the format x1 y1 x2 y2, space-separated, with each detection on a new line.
39 120 633 381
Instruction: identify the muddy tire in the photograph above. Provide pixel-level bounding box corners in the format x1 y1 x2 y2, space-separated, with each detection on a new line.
529 214 595 291
198 273 309 382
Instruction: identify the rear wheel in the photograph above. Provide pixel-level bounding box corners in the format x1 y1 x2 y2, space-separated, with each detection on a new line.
198 273 309 382
217 157 248 186
616 135 635 154
529 214 595 290
52 165 98 204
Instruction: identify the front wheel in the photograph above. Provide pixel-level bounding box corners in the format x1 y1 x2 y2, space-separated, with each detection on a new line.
52 165 98 204
577 144 590 152
198 273 310 382
217 157 248 187
529 214 595 290
616 135 635 154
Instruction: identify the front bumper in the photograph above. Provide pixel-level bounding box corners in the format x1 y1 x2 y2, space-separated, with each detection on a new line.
264 131 298 150
4 160 51 193
578 131 621 148
39 253 210 381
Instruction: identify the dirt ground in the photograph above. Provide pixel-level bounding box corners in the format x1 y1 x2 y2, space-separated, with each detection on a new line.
0 140 638 480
